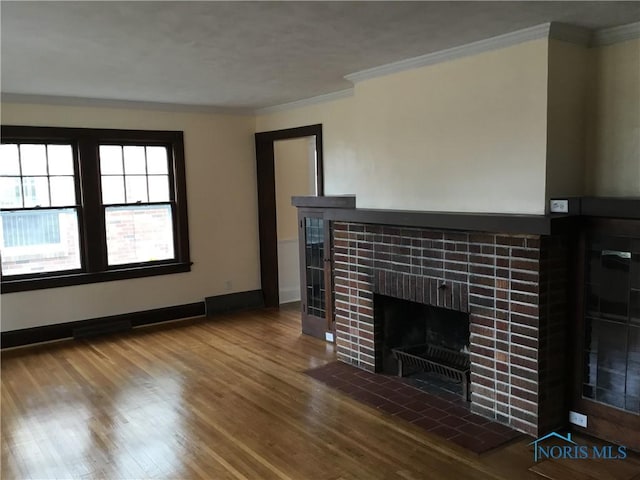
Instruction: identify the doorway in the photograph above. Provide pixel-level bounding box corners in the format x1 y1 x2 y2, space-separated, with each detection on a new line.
274 136 317 304
254 124 323 308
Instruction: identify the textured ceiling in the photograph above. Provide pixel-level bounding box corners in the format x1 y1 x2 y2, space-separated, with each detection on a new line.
2 1 639 110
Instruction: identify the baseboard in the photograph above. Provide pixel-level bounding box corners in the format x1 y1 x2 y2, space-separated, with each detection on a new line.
2 290 266 349
1 302 205 349
205 289 264 315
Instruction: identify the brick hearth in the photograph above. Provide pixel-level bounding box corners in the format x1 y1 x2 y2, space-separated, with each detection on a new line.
332 222 569 436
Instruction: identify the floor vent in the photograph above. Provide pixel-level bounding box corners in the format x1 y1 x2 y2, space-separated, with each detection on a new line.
73 320 132 339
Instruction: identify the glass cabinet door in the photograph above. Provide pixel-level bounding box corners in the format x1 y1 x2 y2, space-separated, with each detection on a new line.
583 235 640 414
298 213 332 339
304 217 326 319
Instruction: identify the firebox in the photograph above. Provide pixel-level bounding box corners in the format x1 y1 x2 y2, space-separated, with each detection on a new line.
375 294 471 398
375 294 469 371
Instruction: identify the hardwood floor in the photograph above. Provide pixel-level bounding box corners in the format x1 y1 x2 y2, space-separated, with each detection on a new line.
2 306 638 479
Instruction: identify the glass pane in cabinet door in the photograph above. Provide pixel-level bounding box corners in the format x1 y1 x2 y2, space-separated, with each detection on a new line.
303 217 326 319
632 245 640 289
592 320 627 409
583 235 637 414
600 249 630 321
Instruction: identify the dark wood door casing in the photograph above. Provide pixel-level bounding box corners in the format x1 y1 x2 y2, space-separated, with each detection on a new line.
254 124 324 308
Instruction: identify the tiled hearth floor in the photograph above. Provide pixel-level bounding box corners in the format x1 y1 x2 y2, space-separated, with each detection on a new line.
305 361 522 454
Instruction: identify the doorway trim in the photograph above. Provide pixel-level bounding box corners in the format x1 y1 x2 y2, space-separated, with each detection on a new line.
254 124 324 307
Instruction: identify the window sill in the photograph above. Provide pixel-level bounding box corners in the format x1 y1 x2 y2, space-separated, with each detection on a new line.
1 262 192 294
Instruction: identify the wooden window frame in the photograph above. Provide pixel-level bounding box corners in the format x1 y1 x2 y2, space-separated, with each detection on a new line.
1 125 191 293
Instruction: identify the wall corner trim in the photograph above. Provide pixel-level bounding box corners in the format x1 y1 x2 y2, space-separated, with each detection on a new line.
254 88 354 115
591 21 640 47
344 23 552 84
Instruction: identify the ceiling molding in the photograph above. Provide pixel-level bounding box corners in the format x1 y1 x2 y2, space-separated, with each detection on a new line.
344 23 552 84
548 23 592 45
0 93 254 116
254 88 354 115
591 21 640 46
3 20 636 116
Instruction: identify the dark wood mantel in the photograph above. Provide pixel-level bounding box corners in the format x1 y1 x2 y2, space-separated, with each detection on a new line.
292 195 640 235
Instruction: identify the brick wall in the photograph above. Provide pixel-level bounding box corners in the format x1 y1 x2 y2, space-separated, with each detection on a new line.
333 222 569 436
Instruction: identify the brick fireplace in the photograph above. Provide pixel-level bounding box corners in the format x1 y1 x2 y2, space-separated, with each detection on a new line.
333 222 569 436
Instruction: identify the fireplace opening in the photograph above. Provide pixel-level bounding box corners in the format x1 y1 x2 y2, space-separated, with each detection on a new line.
375 294 471 399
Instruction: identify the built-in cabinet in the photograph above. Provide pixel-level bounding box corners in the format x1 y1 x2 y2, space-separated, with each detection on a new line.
574 218 640 451
297 210 333 340
292 196 355 341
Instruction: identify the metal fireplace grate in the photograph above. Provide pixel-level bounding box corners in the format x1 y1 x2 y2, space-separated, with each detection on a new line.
391 344 470 401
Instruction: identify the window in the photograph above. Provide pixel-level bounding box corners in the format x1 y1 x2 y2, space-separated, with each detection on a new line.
0 142 81 277
99 145 174 266
1 126 191 293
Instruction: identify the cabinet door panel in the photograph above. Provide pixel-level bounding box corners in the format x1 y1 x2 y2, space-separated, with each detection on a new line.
298 213 332 340
574 220 640 452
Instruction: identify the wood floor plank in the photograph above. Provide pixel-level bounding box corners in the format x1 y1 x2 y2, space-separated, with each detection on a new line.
2 306 638 479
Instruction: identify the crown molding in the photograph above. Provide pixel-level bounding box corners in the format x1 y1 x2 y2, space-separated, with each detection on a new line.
0 93 255 116
3 21 636 116
548 23 592 45
592 21 640 46
254 88 354 115
344 23 552 84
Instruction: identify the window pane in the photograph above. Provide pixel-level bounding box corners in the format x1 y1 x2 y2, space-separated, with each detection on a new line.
148 175 170 202
123 146 146 174
146 146 168 174
0 144 21 175
125 176 148 203
50 176 76 206
99 145 123 174
20 145 48 175
0 208 81 276
47 145 74 175
22 177 50 207
105 204 174 265
101 175 125 204
0 177 23 208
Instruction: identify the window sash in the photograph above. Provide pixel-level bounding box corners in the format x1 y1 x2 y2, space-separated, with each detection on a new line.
0 207 83 278
104 203 176 267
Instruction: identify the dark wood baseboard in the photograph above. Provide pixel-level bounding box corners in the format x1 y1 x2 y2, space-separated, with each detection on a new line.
1 302 205 349
205 289 264 315
2 290 267 349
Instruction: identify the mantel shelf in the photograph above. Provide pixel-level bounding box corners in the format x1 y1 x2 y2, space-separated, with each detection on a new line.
292 195 640 235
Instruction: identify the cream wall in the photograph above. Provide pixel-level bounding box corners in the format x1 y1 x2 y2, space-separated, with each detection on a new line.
0 102 260 332
354 39 549 214
258 40 550 214
585 38 640 196
545 40 589 204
